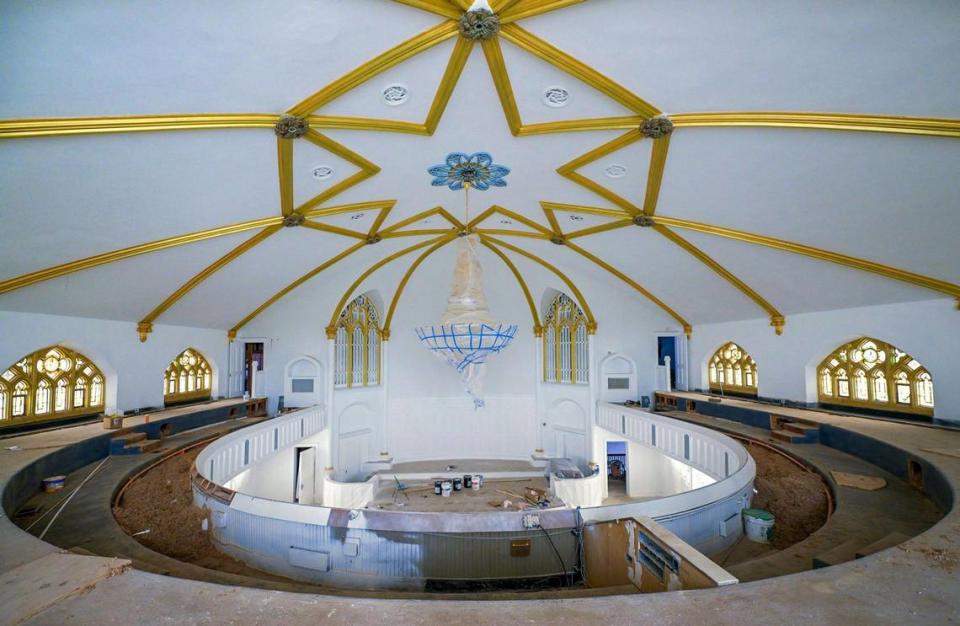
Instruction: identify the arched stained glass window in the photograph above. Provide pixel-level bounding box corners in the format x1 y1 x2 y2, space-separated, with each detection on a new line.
818 337 934 417
708 342 758 397
543 293 588 384
334 294 381 389
0 346 105 424
163 348 213 405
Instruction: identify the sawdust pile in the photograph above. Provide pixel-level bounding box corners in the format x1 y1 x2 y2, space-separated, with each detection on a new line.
746 442 830 548
113 445 275 578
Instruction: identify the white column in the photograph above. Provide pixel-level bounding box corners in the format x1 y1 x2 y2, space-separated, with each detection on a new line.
587 333 598 465
534 331 544 453
326 338 337 472
381 339 390 457
664 355 673 392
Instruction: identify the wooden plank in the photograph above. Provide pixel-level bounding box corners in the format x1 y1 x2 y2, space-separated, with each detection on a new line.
920 447 960 460
831 470 887 491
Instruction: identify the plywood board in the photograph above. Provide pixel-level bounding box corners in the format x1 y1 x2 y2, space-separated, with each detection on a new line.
830 470 887 491
920 448 960 460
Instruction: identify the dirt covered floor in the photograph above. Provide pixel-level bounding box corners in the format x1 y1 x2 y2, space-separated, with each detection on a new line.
743 441 830 549
113 445 287 581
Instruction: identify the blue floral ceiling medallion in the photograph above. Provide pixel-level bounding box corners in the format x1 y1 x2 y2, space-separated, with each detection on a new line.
428 152 510 191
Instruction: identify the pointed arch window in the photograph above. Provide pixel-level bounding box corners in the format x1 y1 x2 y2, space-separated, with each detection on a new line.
708 342 758 397
163 348 212 405
334 294 381 389
543 293 588 384
0 346 105 424
818 337 933 417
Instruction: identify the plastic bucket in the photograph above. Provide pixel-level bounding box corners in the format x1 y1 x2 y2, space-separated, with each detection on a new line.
42 475 66 493
472 474 481 490
743 508 775 543
441 481 452 497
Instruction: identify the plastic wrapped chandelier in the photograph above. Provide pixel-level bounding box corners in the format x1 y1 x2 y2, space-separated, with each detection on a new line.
417 152 515 409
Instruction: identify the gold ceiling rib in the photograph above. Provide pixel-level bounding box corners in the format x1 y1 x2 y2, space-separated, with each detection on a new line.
391 0 462 19
561 239 692 336
556 130 644 215
479 234 596 332
295 130 381 214
516 116 642 137
382 234 459 336
655 215 960 299
468 205 554 238
379 206 465 237
0 216 284 296
671 112 960 138
304 200 398 220
301 220 369 239
563 218 633 240
642 136 671 216
499 0 586 23
277 138 294 216
478 238 542 334
326 233 458 338
229 240 370 339
137 225 283 341
0 114 280 139
654 225 785 334
426 36 476 134
288 21 460 116
482 38 523 136
499 23 660 118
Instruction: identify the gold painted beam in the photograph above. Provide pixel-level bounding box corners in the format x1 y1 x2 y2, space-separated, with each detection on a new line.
557 130 644 215
303 200 397 220
383 235 458 333
467 205 554 237
642 136 670 216
670 112 960 138
517 116 643 136
655 215 960 299
301 220 369 239
138 225 283 340
499 23 660 117
326 233 458 337
230 240 369 336
562 239 692 335
288 21 460 116
277 138 294 216
308 116 430 134
380 207 464 236
500 0 586 23
0 216 283 295
391 0 462 18
295 130 381 213
0 114 279 139
564 219 633 240
479 238 542 333
541 201 628 219
481 37 522 136
654 225 784 334
493 0 525 13
480 235 597 331
425 37 474 134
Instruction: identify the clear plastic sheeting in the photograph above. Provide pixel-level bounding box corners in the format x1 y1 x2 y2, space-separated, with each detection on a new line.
416 235 516 409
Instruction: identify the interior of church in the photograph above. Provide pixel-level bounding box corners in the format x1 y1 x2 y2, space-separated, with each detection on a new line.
1 1 959 623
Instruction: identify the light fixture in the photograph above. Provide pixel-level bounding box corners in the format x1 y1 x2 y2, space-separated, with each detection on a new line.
382 84 409 106
542 86 571 108
419 152 516 408
312 166 334 180
604 164 627 178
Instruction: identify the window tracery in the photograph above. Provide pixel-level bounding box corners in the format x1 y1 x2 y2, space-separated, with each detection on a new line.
708 342 758 396
543 293 589 384
0 346 105 423
818 337 933 416
334 295 381 388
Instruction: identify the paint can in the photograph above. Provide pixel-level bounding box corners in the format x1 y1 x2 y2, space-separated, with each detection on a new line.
42 475 66 493
472 474 481 490
434 480 443 495
441 481 452 497
453 477 462 491
463 474 472 489
743 508 775 543
477 474 484 487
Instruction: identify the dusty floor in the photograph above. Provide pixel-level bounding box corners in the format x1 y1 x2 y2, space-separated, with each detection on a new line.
369 477 554 512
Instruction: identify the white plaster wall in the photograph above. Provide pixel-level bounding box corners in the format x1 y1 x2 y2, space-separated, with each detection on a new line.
0 310 229 414
224 431 328 502
688 298 960 422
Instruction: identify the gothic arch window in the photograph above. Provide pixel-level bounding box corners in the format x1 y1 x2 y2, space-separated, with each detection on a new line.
334 294 381 388
708 342 758 397
818 337 934 417
543 293 589 384
0 346 105 424
164 348 212 405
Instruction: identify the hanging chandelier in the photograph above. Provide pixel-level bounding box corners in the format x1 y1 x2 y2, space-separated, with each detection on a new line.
416 152 516 409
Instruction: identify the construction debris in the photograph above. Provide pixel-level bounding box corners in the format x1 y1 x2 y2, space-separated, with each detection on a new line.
830 470 887 491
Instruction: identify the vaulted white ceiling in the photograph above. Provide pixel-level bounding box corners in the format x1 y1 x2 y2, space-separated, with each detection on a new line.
1 0 958 339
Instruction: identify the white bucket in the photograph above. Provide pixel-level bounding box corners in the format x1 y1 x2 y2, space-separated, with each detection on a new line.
441 481 452 497
472 474 481 490
743 508 775 543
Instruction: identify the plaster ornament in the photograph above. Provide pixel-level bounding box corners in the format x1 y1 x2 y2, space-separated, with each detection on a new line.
640 115 674 139
274 114 309 139
282 213 305 227
459 0 500 41
633 214 656 227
